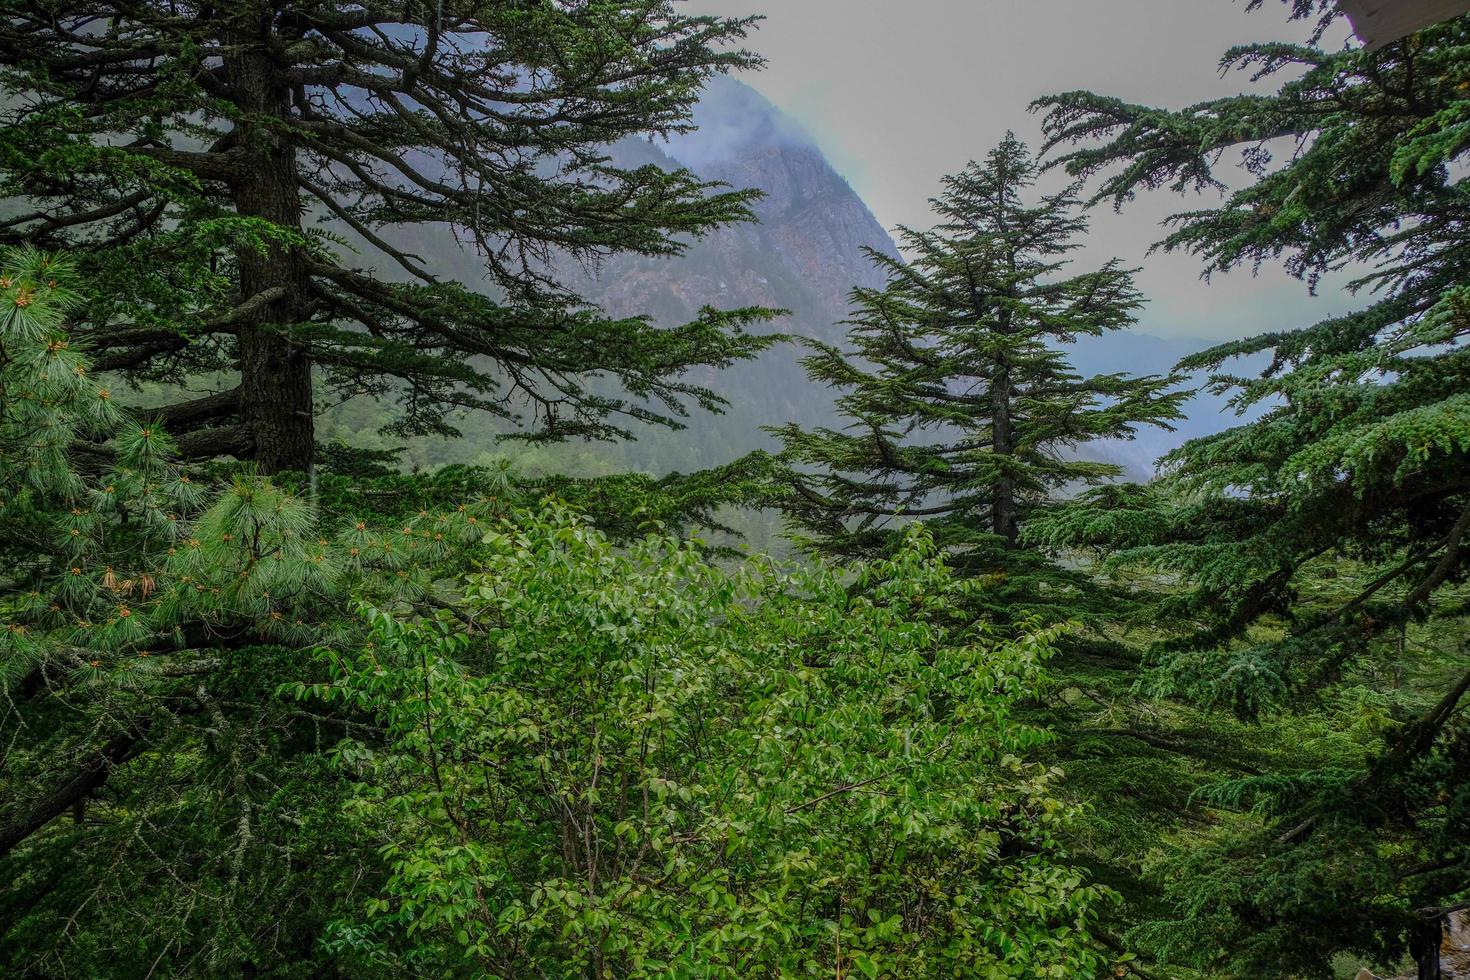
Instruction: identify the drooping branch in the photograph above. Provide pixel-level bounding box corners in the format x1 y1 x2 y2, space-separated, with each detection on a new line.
1373 658 1470 782
88 285 289 374
175 425 252 461
1 1 772 457
1406 500 1470 611
0 720 151 859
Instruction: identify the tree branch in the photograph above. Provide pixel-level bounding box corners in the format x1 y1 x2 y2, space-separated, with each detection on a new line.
0 720 151 859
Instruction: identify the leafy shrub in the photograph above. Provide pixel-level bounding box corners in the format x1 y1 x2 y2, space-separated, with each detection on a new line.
301 510 1112 977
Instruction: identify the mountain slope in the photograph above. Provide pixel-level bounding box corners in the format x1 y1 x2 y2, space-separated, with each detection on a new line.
565 81 1239 480
324 78 1234 482
552 78 901 473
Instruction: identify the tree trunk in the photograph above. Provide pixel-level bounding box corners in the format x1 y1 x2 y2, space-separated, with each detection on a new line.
223 7 314 475
991 359 1018 548
1414 912 1443 980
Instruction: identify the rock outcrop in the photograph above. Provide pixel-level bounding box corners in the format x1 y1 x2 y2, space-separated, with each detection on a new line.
1357 911 1470 979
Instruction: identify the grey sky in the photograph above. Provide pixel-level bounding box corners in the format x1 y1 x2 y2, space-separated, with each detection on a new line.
684 0 1362 342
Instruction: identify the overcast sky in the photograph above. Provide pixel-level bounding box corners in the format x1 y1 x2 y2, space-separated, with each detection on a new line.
683 0 1362 343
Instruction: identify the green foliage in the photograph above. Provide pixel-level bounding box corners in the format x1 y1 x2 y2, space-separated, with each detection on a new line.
0 247 1116 975
12 0 1469 973
0 1 780 472
771 135 1186 627
297 508 1114 978
1034 4 1470 974
0 247 505 975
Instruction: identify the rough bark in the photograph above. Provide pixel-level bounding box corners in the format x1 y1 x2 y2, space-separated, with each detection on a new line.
990 357 1018 548
222 5 314 475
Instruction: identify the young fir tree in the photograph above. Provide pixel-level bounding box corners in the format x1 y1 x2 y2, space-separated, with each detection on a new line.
771 135 1186 624
1031 3 1470 974
0 1 776 474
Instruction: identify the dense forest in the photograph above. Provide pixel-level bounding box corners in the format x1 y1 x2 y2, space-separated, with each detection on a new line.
0 1 1466 977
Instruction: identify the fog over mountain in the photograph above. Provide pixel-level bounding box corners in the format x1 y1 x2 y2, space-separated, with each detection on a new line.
550 77 901 473
330 78 1251 481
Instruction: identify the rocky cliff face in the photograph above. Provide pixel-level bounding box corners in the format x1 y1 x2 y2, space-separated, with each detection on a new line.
551 78 899 472
565 80 1217 479
592 77 895 335
333 77 1212 480
321 77 902 476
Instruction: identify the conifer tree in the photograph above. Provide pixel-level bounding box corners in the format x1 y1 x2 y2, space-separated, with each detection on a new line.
772 136 1186 623
0 1 775 473
0 244 522 970
1033 3 1470 973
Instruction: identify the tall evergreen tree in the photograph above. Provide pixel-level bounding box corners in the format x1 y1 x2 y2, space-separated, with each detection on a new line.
0 245 527 970
1032 3 1470 973
772 136 1186 623
0 1 775 473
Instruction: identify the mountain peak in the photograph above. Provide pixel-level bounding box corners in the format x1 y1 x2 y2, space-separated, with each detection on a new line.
540 78 900 470
662 76 818 170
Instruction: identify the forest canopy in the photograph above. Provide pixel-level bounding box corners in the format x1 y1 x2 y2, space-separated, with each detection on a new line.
1 1 1468 978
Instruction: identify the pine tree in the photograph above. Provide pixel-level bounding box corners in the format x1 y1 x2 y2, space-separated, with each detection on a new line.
0 244 521 971
772 136 1186 623
0 1 776 474
1032 3 1470 973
